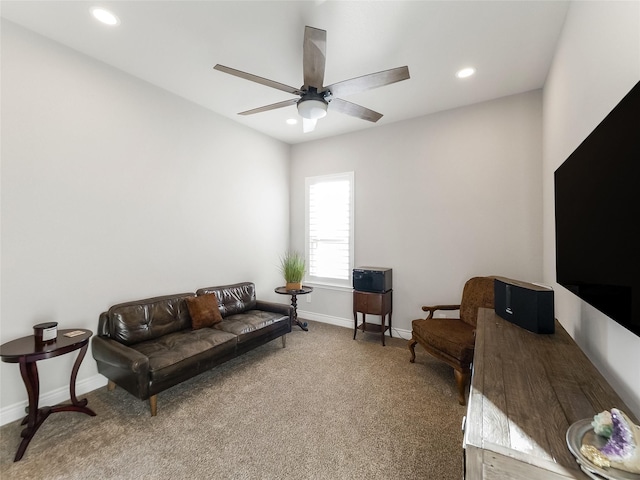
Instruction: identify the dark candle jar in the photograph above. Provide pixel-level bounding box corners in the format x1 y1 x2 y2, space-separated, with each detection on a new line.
33 322 58 346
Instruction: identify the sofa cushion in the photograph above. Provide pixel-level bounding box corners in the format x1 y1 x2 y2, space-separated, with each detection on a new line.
108 293 195 346
215 310 289 344
411 318 475 366
132 328 237 381
196 282 257 318
185 294 223 330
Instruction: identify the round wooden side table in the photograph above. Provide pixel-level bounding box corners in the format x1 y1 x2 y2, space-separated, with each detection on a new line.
275 285 313 331
0 329 96 461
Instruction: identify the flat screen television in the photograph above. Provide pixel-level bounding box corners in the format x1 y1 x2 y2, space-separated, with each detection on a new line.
554 80 640 337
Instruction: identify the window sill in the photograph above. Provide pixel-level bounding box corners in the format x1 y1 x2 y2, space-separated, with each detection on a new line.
305 282 352 293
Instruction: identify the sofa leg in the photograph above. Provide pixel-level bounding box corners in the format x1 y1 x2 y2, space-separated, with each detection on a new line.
454 370 469 406
281 334 287 348
149 395 157 416
408 338 417 363
107 380 116 391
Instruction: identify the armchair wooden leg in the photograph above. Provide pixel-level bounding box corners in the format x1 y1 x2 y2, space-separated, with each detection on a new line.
408 338 417 363
454 370 469 406
107 380 116 391
149 395 157 416
281 334 287 348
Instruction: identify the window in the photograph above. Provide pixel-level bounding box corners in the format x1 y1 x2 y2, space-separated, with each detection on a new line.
305 172 354 288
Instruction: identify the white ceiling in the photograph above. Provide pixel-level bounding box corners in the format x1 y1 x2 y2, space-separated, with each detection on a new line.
1 1 570 145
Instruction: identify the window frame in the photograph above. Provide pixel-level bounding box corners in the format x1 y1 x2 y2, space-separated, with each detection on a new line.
304 171 355 289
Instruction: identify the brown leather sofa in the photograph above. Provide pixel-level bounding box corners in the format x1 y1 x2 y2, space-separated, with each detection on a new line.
92 282 292 416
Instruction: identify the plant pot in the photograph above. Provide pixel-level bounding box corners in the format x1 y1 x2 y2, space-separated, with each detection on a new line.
286 282 303 291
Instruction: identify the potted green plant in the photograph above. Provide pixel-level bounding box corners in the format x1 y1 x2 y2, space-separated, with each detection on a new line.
280 251 306 291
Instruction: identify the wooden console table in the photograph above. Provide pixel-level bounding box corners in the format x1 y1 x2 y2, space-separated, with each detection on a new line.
353 289 392 346
0 329 96 461
463 308 637 479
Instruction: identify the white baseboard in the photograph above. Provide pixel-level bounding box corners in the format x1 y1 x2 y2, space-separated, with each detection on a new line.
0 316 411 427
296 310 412 340
0 374 107 427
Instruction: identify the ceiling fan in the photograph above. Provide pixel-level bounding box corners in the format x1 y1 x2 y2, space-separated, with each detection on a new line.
214 26 410 133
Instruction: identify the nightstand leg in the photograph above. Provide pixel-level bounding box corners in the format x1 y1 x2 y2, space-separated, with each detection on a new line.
353 312 358 340
16 359 40 461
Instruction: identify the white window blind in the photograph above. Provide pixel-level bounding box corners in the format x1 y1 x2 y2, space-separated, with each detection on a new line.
305 172 354 286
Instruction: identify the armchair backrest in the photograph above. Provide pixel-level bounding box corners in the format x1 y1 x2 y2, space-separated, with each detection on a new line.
460 276 496 327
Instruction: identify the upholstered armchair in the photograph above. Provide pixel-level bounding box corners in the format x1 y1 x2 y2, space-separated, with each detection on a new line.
408 276 495 405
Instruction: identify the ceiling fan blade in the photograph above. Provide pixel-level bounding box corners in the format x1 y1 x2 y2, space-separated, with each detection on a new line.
326 66 410 98
238 98 298 116
303 26 326 89
214 64 302 95
329 98 383 123
303 118 317 133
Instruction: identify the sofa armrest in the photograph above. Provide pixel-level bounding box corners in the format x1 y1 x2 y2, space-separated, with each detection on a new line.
255 300 294 324
255 299 292 315
92 336 150 399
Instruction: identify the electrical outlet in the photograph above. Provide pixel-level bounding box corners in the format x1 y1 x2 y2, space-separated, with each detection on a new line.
437 313 446 318
306 294 311 303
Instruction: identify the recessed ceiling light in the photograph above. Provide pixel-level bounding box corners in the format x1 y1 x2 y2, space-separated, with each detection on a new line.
286 118 298 125
91 7 120 26
456 67 476 79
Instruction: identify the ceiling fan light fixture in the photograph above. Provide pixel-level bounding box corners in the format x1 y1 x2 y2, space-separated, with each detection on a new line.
215 27 410 132
297 98 328 120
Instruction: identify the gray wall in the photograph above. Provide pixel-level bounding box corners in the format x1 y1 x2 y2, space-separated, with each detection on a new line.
542 1 640 417
290 90 543 335
0 21 290 418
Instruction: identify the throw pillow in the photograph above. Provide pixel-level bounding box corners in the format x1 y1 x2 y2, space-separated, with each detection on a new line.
186 294 223 330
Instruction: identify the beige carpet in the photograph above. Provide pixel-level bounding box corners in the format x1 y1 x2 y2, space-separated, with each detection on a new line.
0 321 466 479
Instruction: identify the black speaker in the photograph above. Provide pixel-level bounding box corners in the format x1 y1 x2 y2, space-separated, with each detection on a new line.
494 277 555 334
353 267 392 293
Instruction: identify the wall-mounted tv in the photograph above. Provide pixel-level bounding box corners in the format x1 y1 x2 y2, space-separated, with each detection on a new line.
554 80 640 337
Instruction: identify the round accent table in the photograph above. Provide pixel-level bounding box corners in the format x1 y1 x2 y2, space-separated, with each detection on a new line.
0 329 96 461
275 285 313 331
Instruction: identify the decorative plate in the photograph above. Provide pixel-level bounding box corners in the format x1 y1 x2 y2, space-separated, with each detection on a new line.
566 419 640 480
